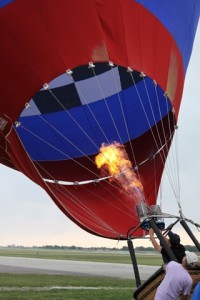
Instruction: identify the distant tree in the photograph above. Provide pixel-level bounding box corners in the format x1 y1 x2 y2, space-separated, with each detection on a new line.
121 246 128 251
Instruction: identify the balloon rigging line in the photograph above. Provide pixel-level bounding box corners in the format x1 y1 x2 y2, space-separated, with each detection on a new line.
160 127 182 211
157 98 181 205
66 63 138 188
89 63 146 200
173 121 181 207
18 123 138 203
134 73 170 165
32 106 138 196
46 82 136 197
153 82 168 209
46 180 120 235
145 77 180 202
166 124 181 207
164 96 181 207
130 72 174 197
130 71 179 200
66 71 111 145
65 176 136 218
154 89 181 208
40 141 168 185
19 124 105 179
22 64 176 204
37 114 101 170
30 132 172 209
90 63 143 188
19 119 143 203
163 93 180 195
35 161 138 221
110 67 180 207
12 124 104 233
79 182 137 218
130 71 167 164
148 83 180 204
153 82 170 153
56 181 134 231
68 60 140 187
70 207 121 236
141 76 170 198
11 7 144 216
153 89 181 208
152 155 158 203
47 67 148 179
20 119 143 201
47 87 101 152
92 66 164 203
37 114 133 199
143 78 168 160
18 84 180 235
73 62 137 175
110 65 142 183
18 62 180 215
42 74 146 201
91 66 123 144
142 78 166 202
33 70 177 214
35 161 120 236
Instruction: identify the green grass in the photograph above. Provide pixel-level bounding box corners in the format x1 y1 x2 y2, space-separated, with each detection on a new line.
0 248 163 266
0 248 161 299
0 274 135 300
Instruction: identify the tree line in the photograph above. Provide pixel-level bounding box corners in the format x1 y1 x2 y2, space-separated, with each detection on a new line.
6 244 199 252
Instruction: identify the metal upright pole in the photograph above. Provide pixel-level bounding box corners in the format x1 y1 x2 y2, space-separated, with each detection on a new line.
149 219 177 262
180 219 200 252
127 238 141 287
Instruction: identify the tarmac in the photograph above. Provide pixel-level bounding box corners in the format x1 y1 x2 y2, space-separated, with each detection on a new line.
0 256 159 280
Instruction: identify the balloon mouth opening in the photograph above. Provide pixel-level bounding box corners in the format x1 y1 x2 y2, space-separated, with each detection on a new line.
15 62 173 186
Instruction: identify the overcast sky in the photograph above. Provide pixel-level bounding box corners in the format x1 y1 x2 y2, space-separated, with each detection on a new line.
0 23 200 249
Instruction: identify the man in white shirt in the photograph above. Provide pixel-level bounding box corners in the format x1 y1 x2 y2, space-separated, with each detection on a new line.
155 251 198 300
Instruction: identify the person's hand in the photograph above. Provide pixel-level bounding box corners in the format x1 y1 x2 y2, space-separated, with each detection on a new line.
149 228 154 237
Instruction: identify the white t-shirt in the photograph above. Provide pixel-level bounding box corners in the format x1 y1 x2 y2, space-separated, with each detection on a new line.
155 261 193 300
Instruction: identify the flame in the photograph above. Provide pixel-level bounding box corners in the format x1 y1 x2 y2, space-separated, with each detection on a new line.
95 142 144 204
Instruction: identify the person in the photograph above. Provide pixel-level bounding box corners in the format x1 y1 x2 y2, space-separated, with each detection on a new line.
149 228 186 264
155 251 198 300
191 282 200 299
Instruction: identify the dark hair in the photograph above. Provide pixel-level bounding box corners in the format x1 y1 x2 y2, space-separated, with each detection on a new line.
161 244 185 263
167 231 180 246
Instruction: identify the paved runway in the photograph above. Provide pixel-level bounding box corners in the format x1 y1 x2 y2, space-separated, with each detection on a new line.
0 256 159 280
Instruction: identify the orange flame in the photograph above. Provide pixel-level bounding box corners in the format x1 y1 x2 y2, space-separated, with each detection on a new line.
95 142 144 204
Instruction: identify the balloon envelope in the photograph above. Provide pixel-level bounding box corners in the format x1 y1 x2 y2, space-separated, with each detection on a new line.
0 0 200 239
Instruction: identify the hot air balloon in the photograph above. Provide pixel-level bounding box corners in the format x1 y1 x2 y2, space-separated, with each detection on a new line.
0 0 200 241
1 3 200 295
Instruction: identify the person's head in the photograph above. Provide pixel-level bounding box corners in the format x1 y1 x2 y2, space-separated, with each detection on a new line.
174 244 186 263
167 231 180 247
182 251 198 268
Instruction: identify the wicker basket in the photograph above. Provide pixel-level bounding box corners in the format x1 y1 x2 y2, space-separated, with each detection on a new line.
133 267 200 299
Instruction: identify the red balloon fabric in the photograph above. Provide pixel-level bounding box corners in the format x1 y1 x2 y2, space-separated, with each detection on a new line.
0 0 199 239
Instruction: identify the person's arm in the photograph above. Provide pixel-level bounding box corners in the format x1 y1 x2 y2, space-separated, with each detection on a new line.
180 279 193 300
162 233 170 243
149 228 162 252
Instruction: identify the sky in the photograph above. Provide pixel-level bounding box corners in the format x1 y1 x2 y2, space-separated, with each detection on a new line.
0 23 200 249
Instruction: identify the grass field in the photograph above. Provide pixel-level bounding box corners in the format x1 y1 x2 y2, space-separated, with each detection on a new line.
0 248 162 299
0 273 135 300
0 247 163 265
